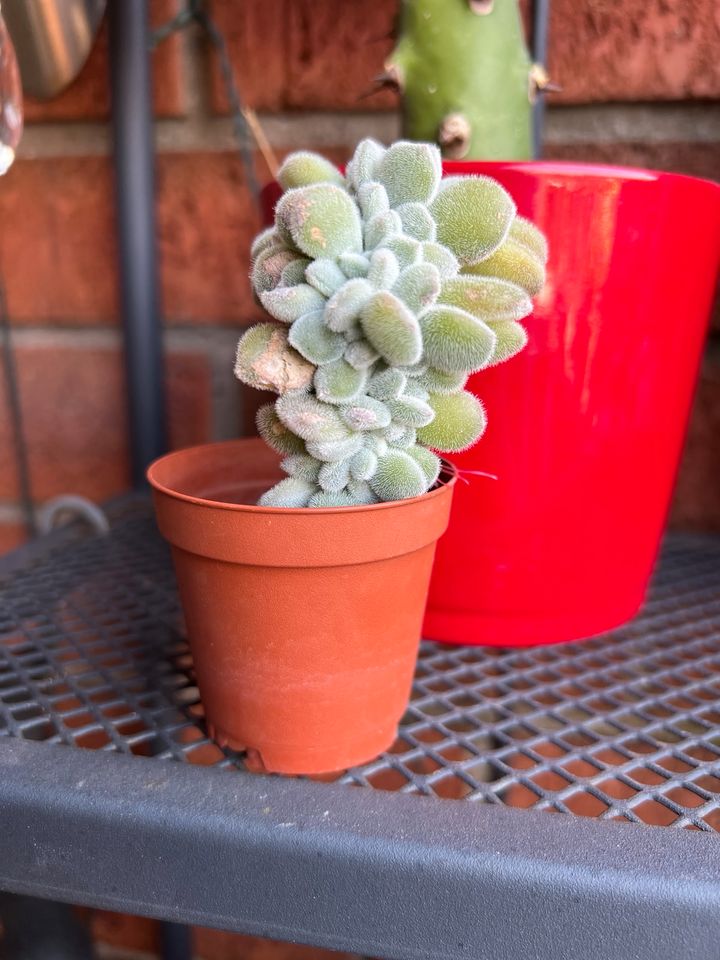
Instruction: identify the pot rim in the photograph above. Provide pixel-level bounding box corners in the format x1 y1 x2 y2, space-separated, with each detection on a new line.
441 159 720 193
147 438 457 515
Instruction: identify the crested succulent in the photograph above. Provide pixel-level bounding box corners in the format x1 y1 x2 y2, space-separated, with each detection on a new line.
235 139 547 508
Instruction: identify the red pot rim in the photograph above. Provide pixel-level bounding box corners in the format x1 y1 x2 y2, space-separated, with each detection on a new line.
147 438 457 515
441 159 720 194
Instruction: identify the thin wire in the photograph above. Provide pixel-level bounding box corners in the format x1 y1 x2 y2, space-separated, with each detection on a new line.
150 0 261 208
0 278 37 536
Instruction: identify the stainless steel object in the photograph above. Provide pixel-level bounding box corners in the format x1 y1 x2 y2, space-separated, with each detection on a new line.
0 5 22 172
2 0 106 99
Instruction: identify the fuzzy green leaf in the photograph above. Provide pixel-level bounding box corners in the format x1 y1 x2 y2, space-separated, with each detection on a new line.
386 395 435 428
279 257 311 287
305 258 347 297
430 177 515 265
463 238 546 296
360 291 423 367
276 392 349 443
324 277 374 332
510 215 549 264
364 210 402 249
251 226 281 260
306 434 363 463
346 138 386 190
401 380 429 401
314 358 367 404
381 234 422 269
252 247 298 294
421 241 459 279
385 424 417 448
308 490 354 508
276 184 363 259
341 396 392 431
256 404 306 455
367 248 401 290
486 319 528 366
349 447 378 482
417 392 487 452
421 304 496 374
346 480 379 505
367 367 407 401
280 454 321 482
439 275 532 323
288 310 346 364
318 458 352 493
277 151 344 190
356 181 390 220
400 360 428 377
258 478 315 508
364 434 389 457
370 450 428 502
406 445 441 488
414 367 468 395
260 284 326 324
344 340 380 370
392 262 441 313
396 202 436 242
234 323 314 394
338 252 370 278
377 141 442 207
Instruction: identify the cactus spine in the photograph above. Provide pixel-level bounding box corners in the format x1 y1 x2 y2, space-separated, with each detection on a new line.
235 139 547 508
384 0 534 161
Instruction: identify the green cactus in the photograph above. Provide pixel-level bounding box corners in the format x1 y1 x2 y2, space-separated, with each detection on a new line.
236 139 547 507
385 0 534 161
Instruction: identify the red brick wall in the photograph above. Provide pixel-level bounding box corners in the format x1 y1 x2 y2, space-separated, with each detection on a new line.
1 0 719 554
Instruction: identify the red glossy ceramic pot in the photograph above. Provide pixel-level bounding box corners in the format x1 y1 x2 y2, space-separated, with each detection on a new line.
424 162 720 646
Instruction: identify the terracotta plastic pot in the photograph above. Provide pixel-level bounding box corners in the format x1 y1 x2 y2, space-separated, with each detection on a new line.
423 161 720 647
148 438 455 775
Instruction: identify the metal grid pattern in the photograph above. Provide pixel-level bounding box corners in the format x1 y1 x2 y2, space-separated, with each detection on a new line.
1 498 719 832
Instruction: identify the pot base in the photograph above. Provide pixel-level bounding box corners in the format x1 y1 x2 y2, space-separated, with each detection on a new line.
424 594 645 648
208 720 398 775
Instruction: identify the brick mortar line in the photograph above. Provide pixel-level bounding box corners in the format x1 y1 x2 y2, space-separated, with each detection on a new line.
7 326 245 346
16 103 720 159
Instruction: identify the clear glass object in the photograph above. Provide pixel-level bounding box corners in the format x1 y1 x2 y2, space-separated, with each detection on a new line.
0 5 23 175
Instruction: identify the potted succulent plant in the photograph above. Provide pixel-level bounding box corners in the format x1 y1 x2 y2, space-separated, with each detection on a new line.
148 139 546 775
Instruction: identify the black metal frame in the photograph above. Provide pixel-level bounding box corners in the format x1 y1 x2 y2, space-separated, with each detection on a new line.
109 0 166 487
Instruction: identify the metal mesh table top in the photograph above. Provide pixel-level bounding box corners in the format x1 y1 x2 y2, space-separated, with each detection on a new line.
1 497 719 833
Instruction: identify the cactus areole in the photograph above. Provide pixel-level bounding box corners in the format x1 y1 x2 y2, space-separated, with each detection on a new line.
235 140 547 509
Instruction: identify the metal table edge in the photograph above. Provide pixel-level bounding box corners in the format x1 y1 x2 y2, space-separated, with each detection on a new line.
1 736 719 960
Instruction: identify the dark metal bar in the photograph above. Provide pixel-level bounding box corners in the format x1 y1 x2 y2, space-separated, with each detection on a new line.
2 736 720 960
532 0 551 158
108 0 166 487
0 892 95 960
160 922 193 960
0 280 37 537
